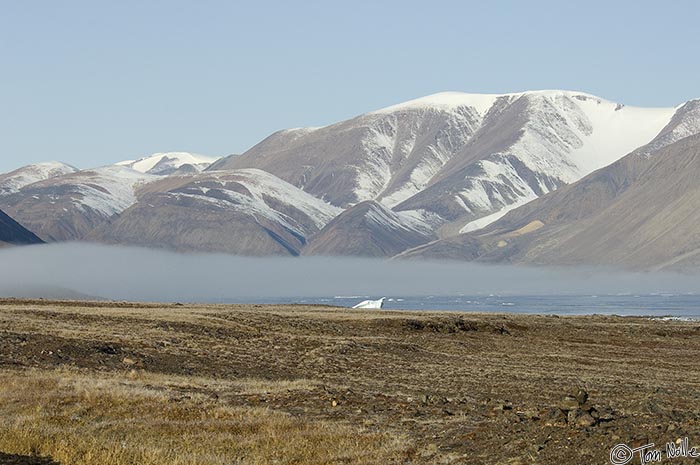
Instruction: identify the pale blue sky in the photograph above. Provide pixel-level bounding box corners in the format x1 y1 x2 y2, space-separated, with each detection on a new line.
1 0 699 172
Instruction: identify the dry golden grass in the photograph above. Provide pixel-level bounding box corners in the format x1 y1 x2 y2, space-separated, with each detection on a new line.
0 369 410 465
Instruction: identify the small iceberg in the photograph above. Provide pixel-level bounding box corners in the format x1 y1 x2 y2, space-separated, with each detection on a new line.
352 297 386 309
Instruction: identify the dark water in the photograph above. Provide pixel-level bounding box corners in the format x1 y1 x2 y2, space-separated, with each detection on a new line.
239 294 700 319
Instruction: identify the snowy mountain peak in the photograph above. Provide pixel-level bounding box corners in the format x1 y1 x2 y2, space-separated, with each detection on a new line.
371 90 616 118
39 165 157 218
32 160 78 173
0 161 78 195
116 152 220 175
372 92 505 117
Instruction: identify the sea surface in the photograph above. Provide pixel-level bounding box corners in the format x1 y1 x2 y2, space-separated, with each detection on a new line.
237 294 700 319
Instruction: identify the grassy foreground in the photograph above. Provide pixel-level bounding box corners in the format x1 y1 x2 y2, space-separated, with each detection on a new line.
0 369 406 465
1 299 700 464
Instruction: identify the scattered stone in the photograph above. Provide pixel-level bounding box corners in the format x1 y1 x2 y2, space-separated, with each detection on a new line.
422 394 448 405
594 405 616 422
559 396 580 411
575 388 588 406
516 409 539 421
576 413 597 428
541 407 567 426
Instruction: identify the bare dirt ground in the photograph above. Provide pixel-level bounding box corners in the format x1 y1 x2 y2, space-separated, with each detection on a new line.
1 299 700 464
0 453 58 465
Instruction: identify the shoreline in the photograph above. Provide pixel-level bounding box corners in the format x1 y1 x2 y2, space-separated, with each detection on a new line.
2 295 700 319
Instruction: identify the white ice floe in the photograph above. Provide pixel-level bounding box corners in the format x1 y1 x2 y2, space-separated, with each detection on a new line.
352 297 386 309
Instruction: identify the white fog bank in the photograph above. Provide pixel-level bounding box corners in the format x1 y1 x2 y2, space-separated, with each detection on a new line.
1 243 699 304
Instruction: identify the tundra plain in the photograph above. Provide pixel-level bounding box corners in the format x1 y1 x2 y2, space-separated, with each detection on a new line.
1 300 699 464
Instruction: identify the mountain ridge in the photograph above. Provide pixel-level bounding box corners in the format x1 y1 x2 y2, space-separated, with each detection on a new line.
213 90 678 230
1 90 699 267
400 129 700 270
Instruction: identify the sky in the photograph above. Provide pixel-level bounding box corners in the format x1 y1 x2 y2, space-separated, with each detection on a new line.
1 0 699 173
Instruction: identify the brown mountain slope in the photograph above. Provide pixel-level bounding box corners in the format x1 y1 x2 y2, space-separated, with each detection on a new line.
302 201 435 258
0 166 154 242
400 132 700 270
89 169 340 256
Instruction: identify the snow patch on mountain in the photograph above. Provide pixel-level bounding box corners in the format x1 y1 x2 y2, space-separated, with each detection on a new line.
460 195 538 234
354 127 397 201
222 169 342 230
437 92 676 224
372 92 502 117
179 169 342 233
504 93 674 184
390 208 443 235
66 166 157 217
0 161 78 195
364 202 432 235
365 91 676 222
566 97 675 172
453 155 544 217
117 152 219 175
365 106 485 207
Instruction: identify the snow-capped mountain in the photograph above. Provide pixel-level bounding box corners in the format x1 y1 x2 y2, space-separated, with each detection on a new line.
209 95 487 208
213 91 677 232
400 100 700 269
0 161 78 196
2 90 699 265
0 166 156 241
396 92 676 228
90 169 341 255
0 153 219 242
117 152 220 175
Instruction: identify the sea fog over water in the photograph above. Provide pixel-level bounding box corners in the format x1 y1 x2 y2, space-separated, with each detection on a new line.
1 243 700 318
